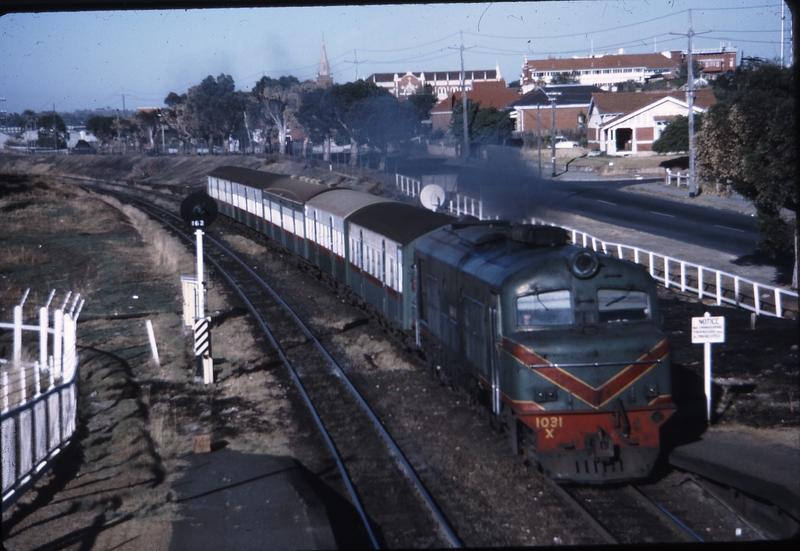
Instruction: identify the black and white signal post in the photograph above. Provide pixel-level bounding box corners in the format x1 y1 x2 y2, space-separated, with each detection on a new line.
181 192 218 384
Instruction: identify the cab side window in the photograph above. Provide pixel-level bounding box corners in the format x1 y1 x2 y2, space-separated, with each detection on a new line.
517 290 573 326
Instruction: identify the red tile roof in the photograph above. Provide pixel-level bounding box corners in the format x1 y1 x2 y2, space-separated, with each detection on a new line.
591 87 716 118
526 52 682 73
430 83 520 114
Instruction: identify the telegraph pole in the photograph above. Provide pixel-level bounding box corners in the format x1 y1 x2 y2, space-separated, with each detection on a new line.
116 109 121 153
449 33 474 159
550 93 558 177
671 10 709 197
52 103 57 151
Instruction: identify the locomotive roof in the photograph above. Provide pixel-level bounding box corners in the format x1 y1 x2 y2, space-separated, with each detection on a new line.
306 189 395 218
416 222 574 286
348 202 453 245
208 166 332 204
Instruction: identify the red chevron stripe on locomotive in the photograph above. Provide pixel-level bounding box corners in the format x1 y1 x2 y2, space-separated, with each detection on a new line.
497 337 669 409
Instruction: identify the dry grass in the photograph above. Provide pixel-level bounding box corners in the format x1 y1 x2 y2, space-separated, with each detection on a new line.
96 194 195 277
220 234 264 258
210 314 262 366
0 245 44 270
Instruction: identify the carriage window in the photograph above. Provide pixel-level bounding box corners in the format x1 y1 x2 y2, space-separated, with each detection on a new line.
517 290 573 326
597 289 650 323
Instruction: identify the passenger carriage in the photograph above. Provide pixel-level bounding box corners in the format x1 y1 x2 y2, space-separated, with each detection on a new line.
346 203 451 329
208 167 332 256
304 190 394 287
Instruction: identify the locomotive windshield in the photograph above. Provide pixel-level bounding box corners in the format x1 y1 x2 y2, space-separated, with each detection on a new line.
597 288 651 323
517 290 573 326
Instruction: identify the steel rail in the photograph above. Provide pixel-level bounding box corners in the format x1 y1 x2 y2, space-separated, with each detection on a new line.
200 231 463 548
625 484 704 543
107 190 461 548
100 192 381 550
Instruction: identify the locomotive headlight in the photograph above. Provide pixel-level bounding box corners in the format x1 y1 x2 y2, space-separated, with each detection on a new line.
569 250 600 279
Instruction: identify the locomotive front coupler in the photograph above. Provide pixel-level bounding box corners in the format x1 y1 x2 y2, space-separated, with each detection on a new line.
585 427 618 462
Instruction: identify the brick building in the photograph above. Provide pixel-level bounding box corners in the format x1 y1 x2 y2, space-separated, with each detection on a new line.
505 85 602 137
587 87 716 155
520 48 738 91
428 81 519 134
364 65 503 100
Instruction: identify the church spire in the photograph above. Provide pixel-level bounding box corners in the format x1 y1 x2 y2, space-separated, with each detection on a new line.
318 38 333 86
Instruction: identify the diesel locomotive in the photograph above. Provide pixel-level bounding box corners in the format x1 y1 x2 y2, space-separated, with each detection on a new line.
206 166 675 483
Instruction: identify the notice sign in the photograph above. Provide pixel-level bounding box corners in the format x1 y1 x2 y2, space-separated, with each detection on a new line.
692 314 726 343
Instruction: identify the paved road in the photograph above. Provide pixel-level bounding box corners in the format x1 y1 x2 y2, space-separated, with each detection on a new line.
433 160 761 258
542 179 760 257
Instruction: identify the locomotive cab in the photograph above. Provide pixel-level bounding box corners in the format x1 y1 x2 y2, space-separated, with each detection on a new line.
415 222 676 484
506 249 675 482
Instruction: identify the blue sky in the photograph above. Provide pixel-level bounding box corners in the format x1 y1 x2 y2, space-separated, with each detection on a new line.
0 1 793 114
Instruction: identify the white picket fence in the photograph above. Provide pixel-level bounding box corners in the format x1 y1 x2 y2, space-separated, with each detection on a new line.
1 289 84 511
395 174 798 319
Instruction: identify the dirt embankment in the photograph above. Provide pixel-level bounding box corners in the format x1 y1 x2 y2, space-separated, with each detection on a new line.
0 150 396 196
1 174 333 550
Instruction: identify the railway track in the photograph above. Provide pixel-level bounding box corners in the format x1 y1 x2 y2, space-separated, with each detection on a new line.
75 180 784 547
548 480 703 544
101 188 462 549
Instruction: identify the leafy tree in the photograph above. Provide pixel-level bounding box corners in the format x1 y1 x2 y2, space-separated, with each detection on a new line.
507 80 521 92
296 86 341 161
450 98 481 145
177 74 246 152
165 92 186 107
134 110 160 149
159 93 191 149
652 114 703 154
472 106 514 145
404 85 438 135
324 80 392 166
6 112 29 128
675 59 706 88
87 115 117 146
357 92 416 170
617 80 640 93
450 99 513 146
253 75 305 155
37 113 67 148
695 58 797 288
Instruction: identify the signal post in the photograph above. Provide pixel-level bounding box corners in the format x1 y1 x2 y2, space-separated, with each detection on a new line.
181 192 218 384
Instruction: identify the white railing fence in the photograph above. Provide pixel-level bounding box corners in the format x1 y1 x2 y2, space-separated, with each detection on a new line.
394 173 798 319
448 194 483 220
396 174 422 198
664 168 690 188
1 289 85 511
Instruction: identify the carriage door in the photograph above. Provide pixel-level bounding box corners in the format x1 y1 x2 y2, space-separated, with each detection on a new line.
489 294 502 416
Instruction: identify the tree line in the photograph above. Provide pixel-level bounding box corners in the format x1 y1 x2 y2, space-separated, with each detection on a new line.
5 73 516 165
